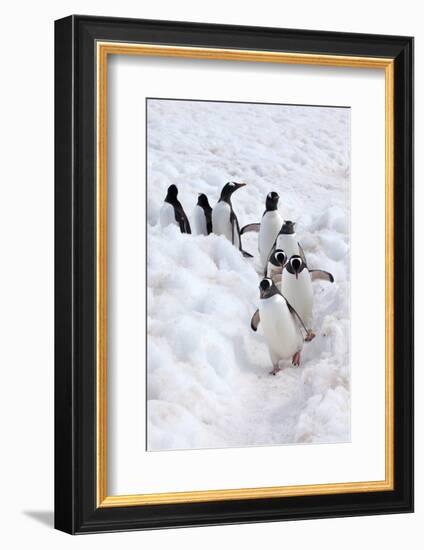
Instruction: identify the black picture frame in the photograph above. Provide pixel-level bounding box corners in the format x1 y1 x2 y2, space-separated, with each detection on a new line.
55 15 414 534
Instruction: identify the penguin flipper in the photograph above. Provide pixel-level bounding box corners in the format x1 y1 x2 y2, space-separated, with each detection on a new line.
182 212 192 234
286 301 307 334
288 303 314 341
174 209 185 234
309 269 334 283
174 202 191 234
241 249 254 258
205 211 213 235
240 223 260 235
251 309 260 331
280 293 311 339
230 210 236 245
231 210 251 257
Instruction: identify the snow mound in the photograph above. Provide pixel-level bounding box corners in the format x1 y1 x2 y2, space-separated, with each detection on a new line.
147 99 350 451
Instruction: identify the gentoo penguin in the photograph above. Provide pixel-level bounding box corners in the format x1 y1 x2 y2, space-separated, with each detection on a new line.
240 191 283 270
259 192 284 269
273 220 305 260
159 184 191 234
281 254 334 327
281 255 314 327
251 278 315 374
212 182 253 257
193 193 212 235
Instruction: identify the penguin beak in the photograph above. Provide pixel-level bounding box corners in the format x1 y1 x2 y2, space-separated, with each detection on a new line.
235 182 247 188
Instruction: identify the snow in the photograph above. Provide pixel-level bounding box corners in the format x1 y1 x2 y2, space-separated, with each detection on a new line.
146 99 350 451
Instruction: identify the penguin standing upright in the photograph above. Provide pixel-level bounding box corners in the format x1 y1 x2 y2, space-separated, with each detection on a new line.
193 193 212 236
258 192 284 270
251 278 315 374
281 254 334 327
240 192 283 270
159 184 191 234
274 220 304 259
281 255 314 327
212 182 252 257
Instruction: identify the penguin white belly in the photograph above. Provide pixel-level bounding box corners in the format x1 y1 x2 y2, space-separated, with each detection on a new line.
159 202 177 228
259 211 283 267
275 234 299 258
192 205 207 235
212 202 240 247
259 295 303 361
281 270 313 326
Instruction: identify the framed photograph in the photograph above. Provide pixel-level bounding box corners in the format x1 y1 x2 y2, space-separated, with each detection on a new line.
54 15 414 534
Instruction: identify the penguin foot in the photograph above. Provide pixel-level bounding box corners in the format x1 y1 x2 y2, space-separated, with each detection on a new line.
304 330 316 342
292 352 301 367
269 365 281 375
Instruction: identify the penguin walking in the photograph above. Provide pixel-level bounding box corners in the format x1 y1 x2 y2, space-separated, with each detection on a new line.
159 184 191 234
240 192 283 270
251 278 315 374
212 182 252 257
281 254 334 327
281 255 314 327
192 193 212 236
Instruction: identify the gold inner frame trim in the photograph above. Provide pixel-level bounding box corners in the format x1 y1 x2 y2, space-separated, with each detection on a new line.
96 42 395 508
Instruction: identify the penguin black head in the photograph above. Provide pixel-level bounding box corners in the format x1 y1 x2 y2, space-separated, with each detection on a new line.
265 191 280 211
259 277 279 299
280 220 296 235
269 248 287 268
197 193 211 209
219 181 246 202
165 184 179 203
286 254 306 279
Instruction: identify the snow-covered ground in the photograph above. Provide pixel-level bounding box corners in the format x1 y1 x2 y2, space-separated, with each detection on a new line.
146 99 350 451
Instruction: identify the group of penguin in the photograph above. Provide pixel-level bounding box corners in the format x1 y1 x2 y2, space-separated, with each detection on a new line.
159 181 334 375
159 182 253 256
